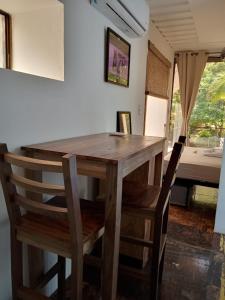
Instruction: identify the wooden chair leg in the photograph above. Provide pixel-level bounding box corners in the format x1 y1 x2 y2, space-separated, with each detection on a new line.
158 202 169 285
159 247 165 284
150 258 160 300
150 212 164 300
162 203 169 235
11 228 23 300
71 256 83 300
58 256 66 300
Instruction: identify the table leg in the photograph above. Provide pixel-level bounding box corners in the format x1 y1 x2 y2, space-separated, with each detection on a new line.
102 163 122 300
154 151 164 186
25 159 44 288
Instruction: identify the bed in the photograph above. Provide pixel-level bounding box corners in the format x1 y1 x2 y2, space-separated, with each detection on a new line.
164 147 222 206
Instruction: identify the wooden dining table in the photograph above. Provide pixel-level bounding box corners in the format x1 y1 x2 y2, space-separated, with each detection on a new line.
21 133 165 300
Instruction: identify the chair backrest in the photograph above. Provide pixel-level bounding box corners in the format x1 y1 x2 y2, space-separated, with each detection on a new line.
157 141 184 212
0 143 82 252
178 136 186 144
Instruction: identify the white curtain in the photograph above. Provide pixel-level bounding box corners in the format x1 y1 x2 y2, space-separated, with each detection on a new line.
177 51 208 141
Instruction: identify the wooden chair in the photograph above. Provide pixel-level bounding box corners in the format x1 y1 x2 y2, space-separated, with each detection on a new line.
0 144 104 300
120 139 185 300
178 135 186 144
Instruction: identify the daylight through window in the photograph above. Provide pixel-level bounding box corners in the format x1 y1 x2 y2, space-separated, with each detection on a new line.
169 62 225 149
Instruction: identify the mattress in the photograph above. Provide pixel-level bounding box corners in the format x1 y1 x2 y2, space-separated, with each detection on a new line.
164 147 222 184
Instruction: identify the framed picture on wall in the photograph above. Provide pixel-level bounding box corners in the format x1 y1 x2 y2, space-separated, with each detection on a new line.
117 111 132 134
105 28 131 87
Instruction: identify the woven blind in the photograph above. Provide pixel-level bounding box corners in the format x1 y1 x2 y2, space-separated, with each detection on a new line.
146 42 171 99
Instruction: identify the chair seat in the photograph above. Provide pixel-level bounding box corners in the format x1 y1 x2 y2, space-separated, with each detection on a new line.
123 181 161 210
16 199 104 258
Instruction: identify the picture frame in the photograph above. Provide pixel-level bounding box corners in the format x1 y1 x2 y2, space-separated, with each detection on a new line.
117 111 132 134
105 28 131 88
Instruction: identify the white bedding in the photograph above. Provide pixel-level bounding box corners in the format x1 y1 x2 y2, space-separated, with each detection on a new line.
164 147 222 184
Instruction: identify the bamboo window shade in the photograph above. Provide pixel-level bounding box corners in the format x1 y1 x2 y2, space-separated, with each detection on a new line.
145 41 171 99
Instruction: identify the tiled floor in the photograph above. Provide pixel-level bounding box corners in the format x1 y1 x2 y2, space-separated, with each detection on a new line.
161 199 223 300
56 187 224 300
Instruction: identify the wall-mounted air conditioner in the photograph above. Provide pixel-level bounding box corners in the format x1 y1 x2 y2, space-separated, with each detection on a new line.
90 0 150 38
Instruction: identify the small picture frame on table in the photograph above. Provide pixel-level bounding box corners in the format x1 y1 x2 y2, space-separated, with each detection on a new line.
117 111 132 134
105 27 131 87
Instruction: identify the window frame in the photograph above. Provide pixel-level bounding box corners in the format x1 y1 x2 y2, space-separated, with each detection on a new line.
0 9 11 69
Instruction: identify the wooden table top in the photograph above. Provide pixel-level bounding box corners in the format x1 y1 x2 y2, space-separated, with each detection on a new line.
22 133 165 163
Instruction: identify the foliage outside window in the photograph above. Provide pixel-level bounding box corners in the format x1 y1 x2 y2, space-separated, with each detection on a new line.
169 62 225 148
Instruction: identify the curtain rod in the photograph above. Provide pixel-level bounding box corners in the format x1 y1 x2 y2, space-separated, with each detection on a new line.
175 51 221 56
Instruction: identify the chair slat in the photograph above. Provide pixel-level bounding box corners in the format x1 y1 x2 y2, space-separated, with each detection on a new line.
35 261 60 290
17 287 51 300
15 194 68 220
121 235 153 248
5 153 63 173
11 174 65 196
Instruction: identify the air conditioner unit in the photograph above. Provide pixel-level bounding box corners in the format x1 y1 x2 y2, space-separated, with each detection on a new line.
90 0 150 38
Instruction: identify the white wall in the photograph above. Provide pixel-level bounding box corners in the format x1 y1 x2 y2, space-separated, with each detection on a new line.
0 0 148 298
0 0 61 13
214 142 225 233
11 5 64 80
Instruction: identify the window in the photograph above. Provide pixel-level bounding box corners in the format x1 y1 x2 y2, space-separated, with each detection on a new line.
145 96 168 137
0 10 10 69
189 62 225 148
145 42 171 138
146 42 171 99
169 61 225 148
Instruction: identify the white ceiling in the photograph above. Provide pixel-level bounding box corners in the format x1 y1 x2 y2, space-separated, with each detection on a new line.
0 0 62 14
150 0 225 53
